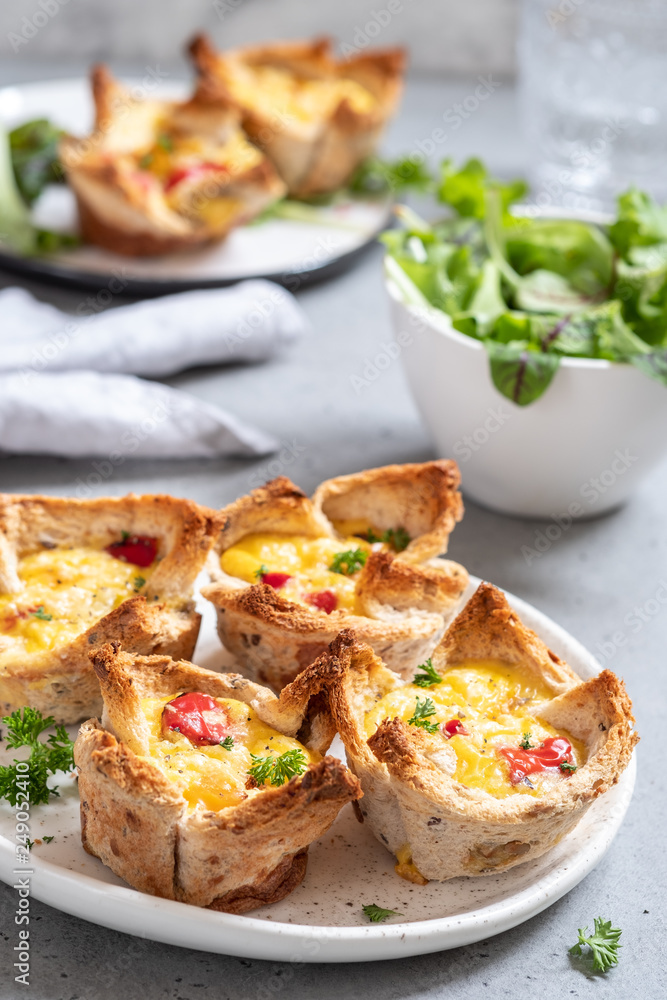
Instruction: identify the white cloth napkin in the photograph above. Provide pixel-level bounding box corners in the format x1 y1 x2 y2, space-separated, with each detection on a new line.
0 281 306 376
0 371 276 458
0 280 307 458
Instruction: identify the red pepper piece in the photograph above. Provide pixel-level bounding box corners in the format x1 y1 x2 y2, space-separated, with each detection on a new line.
442 718 469 738
162 692 231 746
261 572 292 590
106 535 157 568
305 590 338 614
498 736 574 785
164 162 227 192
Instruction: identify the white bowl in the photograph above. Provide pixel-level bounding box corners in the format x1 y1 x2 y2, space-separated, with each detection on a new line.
385 257 667 518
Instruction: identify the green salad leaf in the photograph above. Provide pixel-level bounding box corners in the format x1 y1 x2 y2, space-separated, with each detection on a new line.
384 156 667 404
9 118 64 205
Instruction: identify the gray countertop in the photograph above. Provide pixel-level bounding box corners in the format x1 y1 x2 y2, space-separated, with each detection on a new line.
0 73 665 1000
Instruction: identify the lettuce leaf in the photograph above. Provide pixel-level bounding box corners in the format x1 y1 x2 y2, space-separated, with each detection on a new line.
484 340 560 406
608 188 667 258
437 158 527 220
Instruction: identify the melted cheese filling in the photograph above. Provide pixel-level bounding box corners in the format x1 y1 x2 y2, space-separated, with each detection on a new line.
0 547 154 663
220 531 380 613
222 64 377 123
142 695 319 811
364 659 585 798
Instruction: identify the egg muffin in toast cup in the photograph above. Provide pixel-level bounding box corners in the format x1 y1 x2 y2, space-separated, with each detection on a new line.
189 34 406 198
74 642 360 912
0 494 222 723
324 583 637 883
201 460 469 690
59 64 286 256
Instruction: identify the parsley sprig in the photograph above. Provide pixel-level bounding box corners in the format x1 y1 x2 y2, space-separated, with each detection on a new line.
31 605 52 621
254 564 268 580
407 696 440 734
248 748 308 787
365 527 411 552
329 548 368 576
569 917 622 972
413 658 442 688
0 708 75 806
362 903 404 923
519 732 534 750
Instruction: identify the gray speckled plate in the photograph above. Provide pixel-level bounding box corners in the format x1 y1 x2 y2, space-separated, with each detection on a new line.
0 577 636 962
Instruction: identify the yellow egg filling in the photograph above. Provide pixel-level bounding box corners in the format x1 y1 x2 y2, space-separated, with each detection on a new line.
365 659 585 798
219 531 379 613
142 694 319 811
0 547 155 664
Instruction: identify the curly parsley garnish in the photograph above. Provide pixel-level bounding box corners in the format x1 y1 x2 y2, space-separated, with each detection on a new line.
569 917 621 972
31 605 52 621
362 903 403 923
0 708 75 806
519 732 534 750
220 736 234 751
408 696 440 734
248 748 308 787
329 548 368 576
413 658 442 688
364 527 411 551
560 760 577 774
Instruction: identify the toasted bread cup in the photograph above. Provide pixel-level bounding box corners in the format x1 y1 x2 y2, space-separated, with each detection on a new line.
59 65 286 256
325 584 638 882
0 494 222 722
189 34 406 198
201 461 469 690
75 643 361 912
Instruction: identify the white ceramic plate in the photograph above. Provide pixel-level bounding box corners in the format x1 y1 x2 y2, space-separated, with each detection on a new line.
0 79 391 294
0 576 635 962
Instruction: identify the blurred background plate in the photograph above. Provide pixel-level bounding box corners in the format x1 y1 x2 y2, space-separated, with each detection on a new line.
0 78 392 295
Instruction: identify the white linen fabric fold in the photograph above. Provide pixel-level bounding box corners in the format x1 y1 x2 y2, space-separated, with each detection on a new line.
0 279 307 458
0 371 278 458
0 280 306 376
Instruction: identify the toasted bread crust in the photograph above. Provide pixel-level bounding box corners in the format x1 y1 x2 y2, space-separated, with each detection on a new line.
0 493 223 722
75 645 361 911
189 34 406 197
59 64 286 257
324 586 638 881
201 462 469 689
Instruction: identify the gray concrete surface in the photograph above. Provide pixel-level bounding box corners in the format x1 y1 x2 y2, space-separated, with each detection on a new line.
0 74 665 1000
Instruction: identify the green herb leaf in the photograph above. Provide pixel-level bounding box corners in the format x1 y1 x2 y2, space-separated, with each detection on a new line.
31 605 52 621
484 339 561 406
382 527 411 552
362 903 403 923
220 736 234 751
519 732 534 750
407 696 440 734
248 748 308 787
438 158 527 219
9 118 65 205
0 709 75 806
329 547 368 576
350 155 433 197
254 564 268 580
608 187 667 259
42 835 55 843
157 133 173 152
133 576 146 591
413 658 442 688
560 761 577 774
569 917 622 972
